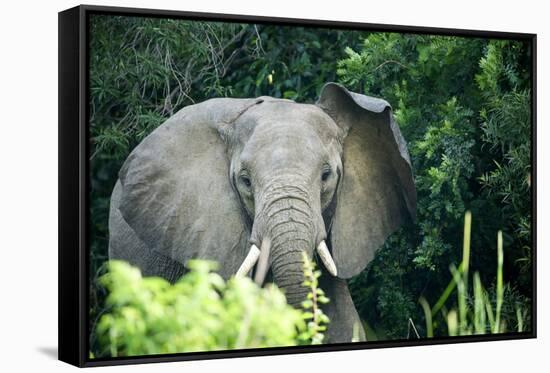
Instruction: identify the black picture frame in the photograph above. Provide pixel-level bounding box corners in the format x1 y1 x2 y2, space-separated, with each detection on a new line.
58 4 537 368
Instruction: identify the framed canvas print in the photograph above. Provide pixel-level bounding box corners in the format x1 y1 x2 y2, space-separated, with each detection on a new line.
58 4 536 367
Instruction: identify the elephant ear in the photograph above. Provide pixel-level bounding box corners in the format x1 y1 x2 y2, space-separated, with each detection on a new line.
117 98 262 279
317 83 416 279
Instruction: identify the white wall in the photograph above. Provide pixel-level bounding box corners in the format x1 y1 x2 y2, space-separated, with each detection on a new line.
0 0 546 371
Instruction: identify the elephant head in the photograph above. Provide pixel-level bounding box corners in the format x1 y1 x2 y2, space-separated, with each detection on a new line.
110 83 416 309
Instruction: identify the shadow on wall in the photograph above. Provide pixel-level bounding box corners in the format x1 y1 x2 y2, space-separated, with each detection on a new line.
36 346 58 360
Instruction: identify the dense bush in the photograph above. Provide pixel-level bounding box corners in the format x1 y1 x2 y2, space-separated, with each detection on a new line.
339 35 532 338
94 256 328 357
89 15 532 347
96 260 300 356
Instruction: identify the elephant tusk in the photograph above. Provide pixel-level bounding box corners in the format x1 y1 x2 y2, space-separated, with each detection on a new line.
236 244 261 277
254 239 271 286
317 240 338 276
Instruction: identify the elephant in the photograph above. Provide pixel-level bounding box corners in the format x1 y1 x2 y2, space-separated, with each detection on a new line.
108 82 416 344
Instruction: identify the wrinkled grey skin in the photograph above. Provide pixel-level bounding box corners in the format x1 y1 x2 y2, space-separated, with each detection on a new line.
108 83 416 344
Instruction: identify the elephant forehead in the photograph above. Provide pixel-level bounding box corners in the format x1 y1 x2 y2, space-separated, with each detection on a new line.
242 101 338 132
245 120 325 158
241 102 339 143
235 101 343 172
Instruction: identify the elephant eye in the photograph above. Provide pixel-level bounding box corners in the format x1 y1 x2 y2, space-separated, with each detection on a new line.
321 168 331 182
240 175 252 188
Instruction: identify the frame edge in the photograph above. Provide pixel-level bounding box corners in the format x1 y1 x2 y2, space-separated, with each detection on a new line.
58 5 85 367
60 4 537 367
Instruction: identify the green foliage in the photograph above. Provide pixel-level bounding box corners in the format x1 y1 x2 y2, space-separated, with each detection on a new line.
225 26 364 102
341 35 531 338
299 252 330 344
95 260 310 357
421 212 528 336
94 255 332 357
476 41 532 286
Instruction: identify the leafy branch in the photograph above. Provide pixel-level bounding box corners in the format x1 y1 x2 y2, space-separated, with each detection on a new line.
299 252 330 344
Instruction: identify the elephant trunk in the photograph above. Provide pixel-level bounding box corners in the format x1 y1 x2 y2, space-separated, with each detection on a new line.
270 231 311 307
258 183 316 307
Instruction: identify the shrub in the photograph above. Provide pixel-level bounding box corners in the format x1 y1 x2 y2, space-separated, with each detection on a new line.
93 255 330 357
299 252 330 344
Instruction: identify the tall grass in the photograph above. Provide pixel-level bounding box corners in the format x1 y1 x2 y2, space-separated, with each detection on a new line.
420 211 526 337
